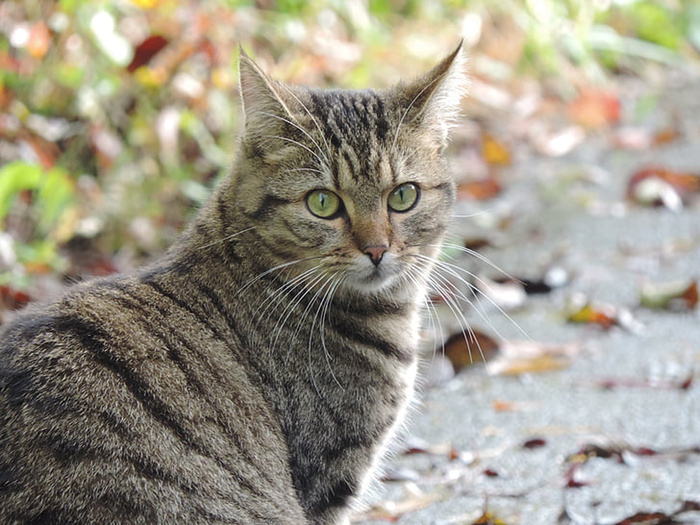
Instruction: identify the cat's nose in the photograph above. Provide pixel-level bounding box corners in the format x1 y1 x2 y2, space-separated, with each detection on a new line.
364 245 388 266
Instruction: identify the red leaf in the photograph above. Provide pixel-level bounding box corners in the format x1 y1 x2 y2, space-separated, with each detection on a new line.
632 447 657 456
522 438 547 449
614 512 670 524
568 89 620 128
457 176 502 201
627 166 700 202
127 35 169 73
0 285 31 311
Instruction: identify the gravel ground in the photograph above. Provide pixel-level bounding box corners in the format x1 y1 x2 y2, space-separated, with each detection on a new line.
356 74 700 525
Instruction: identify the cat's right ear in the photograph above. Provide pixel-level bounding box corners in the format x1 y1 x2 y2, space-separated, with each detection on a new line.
238 47 296 146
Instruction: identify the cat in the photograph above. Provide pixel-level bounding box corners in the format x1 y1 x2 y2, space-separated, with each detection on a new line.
0 43 467 524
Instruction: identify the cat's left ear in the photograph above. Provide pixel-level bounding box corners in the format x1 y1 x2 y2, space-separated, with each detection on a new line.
397 42 468 146
238 47 298 146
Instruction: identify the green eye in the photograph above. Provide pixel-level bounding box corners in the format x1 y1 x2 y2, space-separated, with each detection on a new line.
306 190 341 218
388 183 420 212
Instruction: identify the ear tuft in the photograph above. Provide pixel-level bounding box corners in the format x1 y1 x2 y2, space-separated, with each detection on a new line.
238 49 286 121
398 42 469 145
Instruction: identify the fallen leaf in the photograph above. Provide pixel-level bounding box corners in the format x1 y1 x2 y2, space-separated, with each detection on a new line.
533 125 586 157
457 176 502 201
487 354 570 376
653 126 681 145
487 340 580 376
476 276 527 310
568 89 621 128
471 511 508 525
361 484 440 522
563 462 589 488
640 279 698 311
491 400 539 412
567 302 617 329
481 132 511 166
612 127 653 150
596 375 694 391
522 438 547 449
127 35 169 73
613 511 671 524
381 467 420 482
627 166 700 210
442 329 499 372
0 285 31 310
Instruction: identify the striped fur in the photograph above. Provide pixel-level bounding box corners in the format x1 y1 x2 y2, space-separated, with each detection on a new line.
0 44 466 524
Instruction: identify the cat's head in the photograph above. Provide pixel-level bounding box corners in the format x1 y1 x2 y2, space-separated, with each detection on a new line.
231 45 467 297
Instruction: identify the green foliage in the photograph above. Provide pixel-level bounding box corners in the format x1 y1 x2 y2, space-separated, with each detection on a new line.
0 162 76 235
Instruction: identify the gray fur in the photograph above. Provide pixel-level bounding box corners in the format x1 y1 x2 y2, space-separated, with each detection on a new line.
0 45 466 524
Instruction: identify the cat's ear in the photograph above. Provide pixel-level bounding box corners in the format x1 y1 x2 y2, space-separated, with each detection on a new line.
397 42 468 146
238 47 297 145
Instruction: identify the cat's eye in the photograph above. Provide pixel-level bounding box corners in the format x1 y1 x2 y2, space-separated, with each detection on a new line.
388 183 420 212
306 190 341 219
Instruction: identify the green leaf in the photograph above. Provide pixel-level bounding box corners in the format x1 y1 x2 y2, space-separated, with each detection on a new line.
0 161 42 221
0 161 76 236
36 168 76 233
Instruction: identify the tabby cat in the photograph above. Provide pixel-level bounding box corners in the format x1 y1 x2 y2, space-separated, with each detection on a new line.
0 43 466 524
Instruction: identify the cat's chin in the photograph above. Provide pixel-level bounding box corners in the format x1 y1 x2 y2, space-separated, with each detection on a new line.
341 260 404 296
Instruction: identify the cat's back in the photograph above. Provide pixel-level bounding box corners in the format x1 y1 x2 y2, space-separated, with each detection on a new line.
0 275 306 524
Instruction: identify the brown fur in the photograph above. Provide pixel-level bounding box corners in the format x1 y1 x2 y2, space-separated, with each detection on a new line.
0 45 467 524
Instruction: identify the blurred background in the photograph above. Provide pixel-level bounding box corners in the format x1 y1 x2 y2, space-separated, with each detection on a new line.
3 2 700 523
1 0 699 309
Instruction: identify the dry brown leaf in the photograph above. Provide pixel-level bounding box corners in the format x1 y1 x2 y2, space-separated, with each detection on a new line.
443 330 499 372
486 340 580 376
457 176 502 201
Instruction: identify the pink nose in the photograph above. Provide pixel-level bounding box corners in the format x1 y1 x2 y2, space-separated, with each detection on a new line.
364 245 388 266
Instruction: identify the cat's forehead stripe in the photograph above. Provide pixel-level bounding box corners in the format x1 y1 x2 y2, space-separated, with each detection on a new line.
307 89 392 184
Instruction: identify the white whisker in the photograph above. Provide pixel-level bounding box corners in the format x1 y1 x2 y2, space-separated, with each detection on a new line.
236 256 325 297
275 83 333 159
196 226 257 251
416 254 530 342
264 134 328 169
413 259 485 364
259 111 330 167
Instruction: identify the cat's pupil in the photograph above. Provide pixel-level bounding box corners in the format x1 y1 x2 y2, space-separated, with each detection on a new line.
388 183 419 212
306 189 341 219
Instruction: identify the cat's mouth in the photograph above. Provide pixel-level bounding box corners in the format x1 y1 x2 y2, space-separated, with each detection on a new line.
347 258 402 293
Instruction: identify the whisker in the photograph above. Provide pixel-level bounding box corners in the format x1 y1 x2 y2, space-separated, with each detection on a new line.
263 135 328 169
258 111 330 167
432 242 522 285
236 255 326 297
271 271 328 357
254 267 319 326
196 226 257 251
402 266 444 365
416 254 530 342
310 273 345 391
282 167 327 176
275 83 333 160
413 259 486 364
